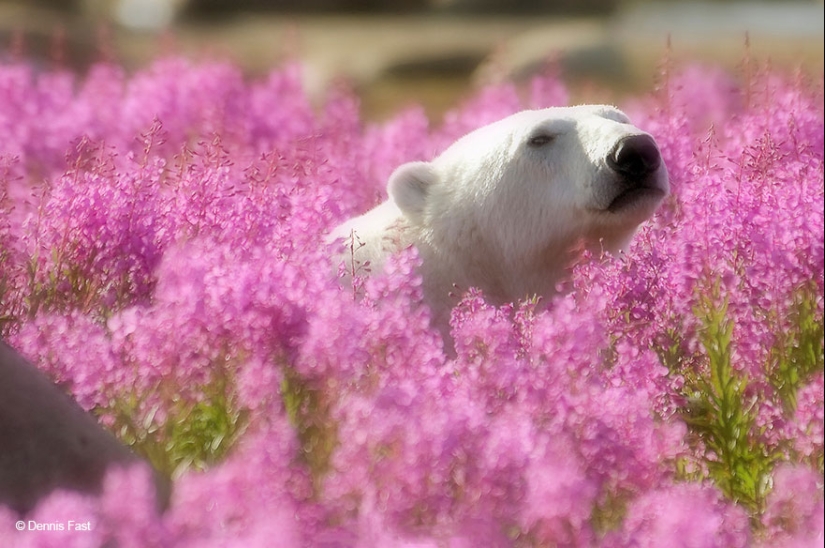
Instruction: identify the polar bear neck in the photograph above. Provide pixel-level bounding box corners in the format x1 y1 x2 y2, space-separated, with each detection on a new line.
417 212 637 308
414 216 572 308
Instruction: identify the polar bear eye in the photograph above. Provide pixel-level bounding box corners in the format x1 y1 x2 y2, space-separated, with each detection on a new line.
527 134 555 147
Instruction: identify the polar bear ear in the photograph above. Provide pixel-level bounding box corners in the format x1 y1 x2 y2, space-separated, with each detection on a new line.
387 161 438 223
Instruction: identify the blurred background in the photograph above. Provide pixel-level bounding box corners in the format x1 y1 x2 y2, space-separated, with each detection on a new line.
0 0 823 119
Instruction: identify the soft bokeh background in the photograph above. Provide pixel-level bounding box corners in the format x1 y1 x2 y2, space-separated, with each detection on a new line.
0 1 822 118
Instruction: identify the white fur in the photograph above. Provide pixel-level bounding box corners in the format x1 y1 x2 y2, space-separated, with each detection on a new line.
329 105 669 341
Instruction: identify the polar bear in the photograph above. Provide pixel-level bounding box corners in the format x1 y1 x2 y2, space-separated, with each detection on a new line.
330 105 669 341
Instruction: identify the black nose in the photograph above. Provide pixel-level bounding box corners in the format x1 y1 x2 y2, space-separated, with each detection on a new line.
607 134 661 178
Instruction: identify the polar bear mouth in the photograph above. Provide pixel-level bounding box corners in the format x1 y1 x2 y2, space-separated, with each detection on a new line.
606 185 666 213
603 134 666 213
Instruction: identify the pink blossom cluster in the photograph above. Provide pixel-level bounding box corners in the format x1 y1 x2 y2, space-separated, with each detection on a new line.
0 54 822 547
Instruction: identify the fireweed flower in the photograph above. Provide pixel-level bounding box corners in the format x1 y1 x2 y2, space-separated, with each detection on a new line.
761 463 825 548
12 311 122 416
602 482 752 548
0 54 822 547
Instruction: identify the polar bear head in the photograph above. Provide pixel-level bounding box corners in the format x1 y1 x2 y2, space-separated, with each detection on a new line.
330 105 669 343
385 105 669 304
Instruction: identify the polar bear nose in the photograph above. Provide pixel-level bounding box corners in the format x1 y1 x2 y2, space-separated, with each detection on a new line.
607 134 661 178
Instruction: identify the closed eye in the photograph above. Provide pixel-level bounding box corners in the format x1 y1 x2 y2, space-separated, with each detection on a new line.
527 134 555 147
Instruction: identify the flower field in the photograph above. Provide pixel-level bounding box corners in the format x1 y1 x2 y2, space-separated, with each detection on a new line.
0 53 822 547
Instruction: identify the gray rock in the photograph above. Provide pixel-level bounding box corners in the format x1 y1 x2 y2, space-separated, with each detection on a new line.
0 341 168 515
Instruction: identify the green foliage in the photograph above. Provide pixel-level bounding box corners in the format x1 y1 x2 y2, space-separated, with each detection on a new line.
0 271 15 337
685 292 774 515
591 491 629 536
669 278 824 522
768 282 825 414
112 368 249 481
24 251 113 322
281 367 338 493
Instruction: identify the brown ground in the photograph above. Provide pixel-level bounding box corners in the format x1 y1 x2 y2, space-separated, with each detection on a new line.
0 2 823 120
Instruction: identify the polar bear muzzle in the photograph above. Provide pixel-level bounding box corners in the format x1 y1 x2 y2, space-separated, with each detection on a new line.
607 134 661 178
604 133 667 213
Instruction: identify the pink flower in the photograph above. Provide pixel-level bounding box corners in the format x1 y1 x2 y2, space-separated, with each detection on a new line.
761 464 824 548
605 482 751 548
0 53 821 546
